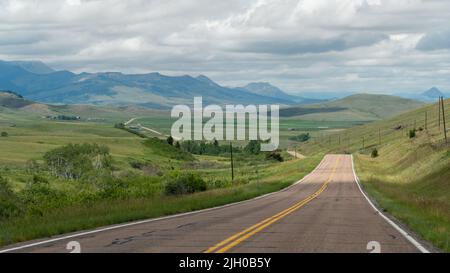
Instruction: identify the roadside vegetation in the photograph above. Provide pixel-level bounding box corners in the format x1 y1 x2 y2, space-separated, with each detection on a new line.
0 113 322 246
299 99 450 252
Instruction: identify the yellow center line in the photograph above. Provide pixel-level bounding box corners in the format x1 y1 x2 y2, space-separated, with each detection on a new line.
204 156 341 253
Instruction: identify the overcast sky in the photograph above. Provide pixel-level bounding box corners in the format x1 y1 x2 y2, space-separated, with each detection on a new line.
1 0 450 94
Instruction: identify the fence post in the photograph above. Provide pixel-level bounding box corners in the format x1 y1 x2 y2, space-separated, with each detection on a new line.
442 97 447 143
438 97 441 130
230 142 234 181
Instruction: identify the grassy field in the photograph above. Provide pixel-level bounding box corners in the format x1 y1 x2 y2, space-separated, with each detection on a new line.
1 93 435 249
0 154 323 246
300 99 450 252
0 108 325 247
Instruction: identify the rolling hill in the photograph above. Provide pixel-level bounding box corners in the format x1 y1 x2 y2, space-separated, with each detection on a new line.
0 60 299 108
237 82 322 104
280 93 425 121
0 90 166 123
300 98 450 252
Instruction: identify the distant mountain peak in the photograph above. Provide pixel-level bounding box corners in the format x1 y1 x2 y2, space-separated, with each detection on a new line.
196 74 220 87
8 60 55 74
422 87 444 98
244 82 280 90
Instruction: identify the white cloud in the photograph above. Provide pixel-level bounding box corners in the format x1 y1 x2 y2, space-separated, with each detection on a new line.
1 0 450 93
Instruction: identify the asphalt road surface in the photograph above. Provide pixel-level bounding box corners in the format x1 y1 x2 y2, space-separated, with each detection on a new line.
1 155 427 253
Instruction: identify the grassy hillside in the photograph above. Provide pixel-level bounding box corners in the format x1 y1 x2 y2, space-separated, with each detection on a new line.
299 98 450 252
281 94 425 121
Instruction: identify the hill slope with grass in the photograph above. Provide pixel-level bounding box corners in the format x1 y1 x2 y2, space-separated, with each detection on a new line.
300 99 450 252
281 94 425 121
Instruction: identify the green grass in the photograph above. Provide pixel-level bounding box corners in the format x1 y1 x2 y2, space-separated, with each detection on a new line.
1 104 327 247
302 99 450 252
0 153 322 247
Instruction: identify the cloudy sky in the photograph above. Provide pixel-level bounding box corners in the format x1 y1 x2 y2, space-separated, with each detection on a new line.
1 0 450 94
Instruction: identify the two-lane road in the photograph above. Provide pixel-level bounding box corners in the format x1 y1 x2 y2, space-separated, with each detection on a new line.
1 155 427 253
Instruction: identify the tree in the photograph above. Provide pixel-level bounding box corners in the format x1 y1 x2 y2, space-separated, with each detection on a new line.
1 132 8 137
371 148 379 158
44 143 112 180
244 140 261 154
289 133 310 142
266 152 284 162
167 136 174 146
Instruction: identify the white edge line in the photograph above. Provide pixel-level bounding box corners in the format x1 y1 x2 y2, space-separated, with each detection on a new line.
350 154 430 253
0 155 328 253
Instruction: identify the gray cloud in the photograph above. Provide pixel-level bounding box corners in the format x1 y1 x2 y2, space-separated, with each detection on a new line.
1 0 450 94
235 33 389 55
416 29 450 51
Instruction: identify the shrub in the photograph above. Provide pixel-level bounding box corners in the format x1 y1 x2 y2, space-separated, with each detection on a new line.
244 140 261 154
129 160 145 169
166 136 174 146
0 132 8 137
371 148 379 158
289 133 310 142
164 173 207 196
44 143 112 180
25 160 41 174
266 152 284 162
409 129 416 139
207 179 232 189
0 176 23 220
97 177 130 199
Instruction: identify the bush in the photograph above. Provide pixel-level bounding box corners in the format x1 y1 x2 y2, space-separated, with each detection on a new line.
207 179 232 189
44 143 112 180
371 148 379 158
266 152 284 162
129 160 145 169
289 133 310 142
244 140 261 154
166 136 174 146
164 173 207 196
0 176 23 220
0 132 8 137
409 129 416 139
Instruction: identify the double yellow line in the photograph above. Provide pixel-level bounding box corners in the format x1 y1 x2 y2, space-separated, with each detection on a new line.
204 156 340 253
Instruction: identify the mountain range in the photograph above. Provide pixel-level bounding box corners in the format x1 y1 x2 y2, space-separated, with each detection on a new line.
0 60 318 108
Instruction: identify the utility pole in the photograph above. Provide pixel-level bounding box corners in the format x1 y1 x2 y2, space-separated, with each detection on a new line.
438 97 441 130
442 97 447 143
230 142 234 181
362 136 365 150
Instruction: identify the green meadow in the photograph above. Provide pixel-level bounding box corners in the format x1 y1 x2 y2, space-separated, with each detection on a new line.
0 109 325 246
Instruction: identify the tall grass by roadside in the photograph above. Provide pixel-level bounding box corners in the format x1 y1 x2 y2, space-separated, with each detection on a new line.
0 154 322 247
